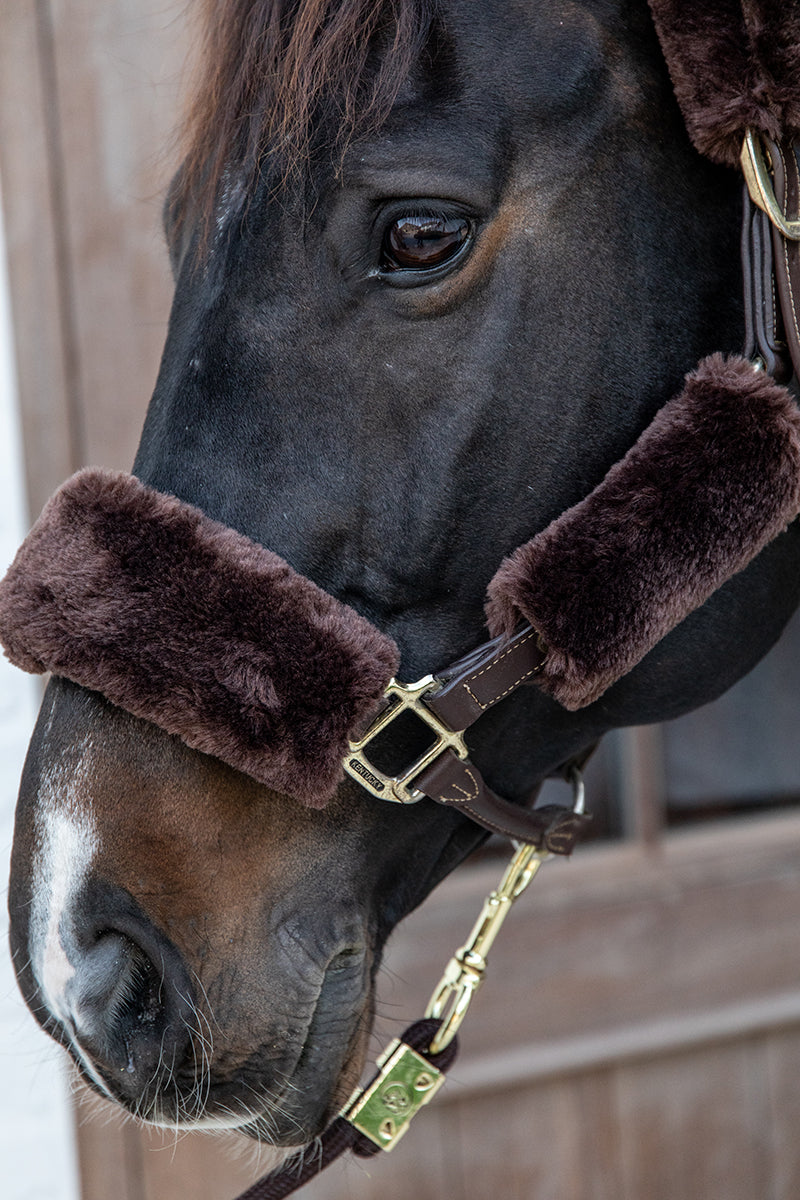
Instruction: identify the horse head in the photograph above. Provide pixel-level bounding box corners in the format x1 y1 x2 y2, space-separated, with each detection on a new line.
7 0 800 1147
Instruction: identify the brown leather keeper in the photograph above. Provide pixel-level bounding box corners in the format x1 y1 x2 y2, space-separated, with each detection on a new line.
425 626 545 733
415 749 588 854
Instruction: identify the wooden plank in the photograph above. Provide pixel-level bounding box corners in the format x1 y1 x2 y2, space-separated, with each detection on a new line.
449 1076 588 1200
74 1082 144 1200
46 0 182 473
0 3 77 514
573 1071 625 1200
446 991 800 1099
615 1040 769 1200
765 1029 800 1200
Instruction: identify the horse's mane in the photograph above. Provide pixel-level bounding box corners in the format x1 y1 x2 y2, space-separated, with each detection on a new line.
177 0 437 227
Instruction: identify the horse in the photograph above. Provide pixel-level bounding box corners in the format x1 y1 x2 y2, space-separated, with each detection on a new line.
7 0 800 1154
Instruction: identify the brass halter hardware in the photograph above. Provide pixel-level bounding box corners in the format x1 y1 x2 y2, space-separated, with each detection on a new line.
425 768 585 1055
741 130 800 241
342 770 585 1147
343 674 469 803
343 1038 446 1151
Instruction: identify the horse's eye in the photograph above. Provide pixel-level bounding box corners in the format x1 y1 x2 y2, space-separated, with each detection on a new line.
382 214 470 272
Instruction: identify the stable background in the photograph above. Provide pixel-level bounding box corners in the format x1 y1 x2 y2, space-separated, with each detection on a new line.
2 4 800 1198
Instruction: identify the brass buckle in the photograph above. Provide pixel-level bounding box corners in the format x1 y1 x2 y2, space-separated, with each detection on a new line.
741 130 800 241
343 676 468 804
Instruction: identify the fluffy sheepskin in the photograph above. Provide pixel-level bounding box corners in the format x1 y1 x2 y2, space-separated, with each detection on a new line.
486 355 800 709
648 0 800 166
0 469 399 805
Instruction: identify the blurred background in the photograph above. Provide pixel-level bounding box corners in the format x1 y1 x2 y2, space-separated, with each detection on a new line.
2 4 800 1198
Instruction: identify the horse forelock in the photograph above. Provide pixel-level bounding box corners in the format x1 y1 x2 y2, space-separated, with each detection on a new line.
175 0 439 237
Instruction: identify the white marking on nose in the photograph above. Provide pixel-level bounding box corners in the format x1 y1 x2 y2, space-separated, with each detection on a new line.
29 737 99 1027
28 736 118 1099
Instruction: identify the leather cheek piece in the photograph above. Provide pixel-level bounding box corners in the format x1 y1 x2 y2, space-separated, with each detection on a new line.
0 468 399 807
486 353 800 710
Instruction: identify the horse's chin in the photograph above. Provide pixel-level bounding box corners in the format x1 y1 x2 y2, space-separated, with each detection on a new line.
87 977 372 1147
228 993 374 1147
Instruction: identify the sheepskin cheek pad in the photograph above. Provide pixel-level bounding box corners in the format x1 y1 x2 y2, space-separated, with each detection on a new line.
0 469 399 806
486 355 800 710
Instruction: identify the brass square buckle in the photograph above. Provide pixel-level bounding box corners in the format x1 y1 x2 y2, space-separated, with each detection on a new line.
343 676 468 804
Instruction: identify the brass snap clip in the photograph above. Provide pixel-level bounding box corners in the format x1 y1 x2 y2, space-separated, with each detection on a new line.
424 768 585 1055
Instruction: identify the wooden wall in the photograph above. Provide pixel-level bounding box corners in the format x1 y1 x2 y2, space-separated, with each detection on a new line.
2 5 800 1199
0 0 182 515
0 4 268 1196
304 816 800 1200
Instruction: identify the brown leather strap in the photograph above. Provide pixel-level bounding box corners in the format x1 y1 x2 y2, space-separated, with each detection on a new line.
742 187 793 382
768 137 800 380
415 749 587 853
410 627 587 852
425 625 546 731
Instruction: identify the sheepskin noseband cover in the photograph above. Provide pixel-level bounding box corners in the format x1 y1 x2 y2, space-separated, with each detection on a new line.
2 361 800 797
0 469 399 806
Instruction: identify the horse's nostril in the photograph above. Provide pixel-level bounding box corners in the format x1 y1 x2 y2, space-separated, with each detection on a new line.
64 913 194 1105
69 934 163 1076
106 938 163 1032
74 934 160 1055
70 931 129 1035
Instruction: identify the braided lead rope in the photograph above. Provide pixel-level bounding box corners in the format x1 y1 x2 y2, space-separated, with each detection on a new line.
233 1020 459 1200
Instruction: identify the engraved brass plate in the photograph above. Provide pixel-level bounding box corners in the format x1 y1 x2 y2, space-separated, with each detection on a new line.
344 1040 445 1151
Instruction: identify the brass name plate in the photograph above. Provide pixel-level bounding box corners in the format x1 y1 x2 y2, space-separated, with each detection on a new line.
344 1039 444 1151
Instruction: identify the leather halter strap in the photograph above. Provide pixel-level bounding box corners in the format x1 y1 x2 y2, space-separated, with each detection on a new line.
743 134 800 382
767 137 800 378
346 626 590 853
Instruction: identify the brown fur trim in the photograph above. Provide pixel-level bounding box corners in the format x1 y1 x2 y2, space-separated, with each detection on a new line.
648 0 800 166
486 355 800 709
0 470 398 805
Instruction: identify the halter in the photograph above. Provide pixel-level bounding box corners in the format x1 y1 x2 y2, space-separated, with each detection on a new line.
1 1 800 1194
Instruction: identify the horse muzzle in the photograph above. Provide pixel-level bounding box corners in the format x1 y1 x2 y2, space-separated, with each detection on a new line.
11 869 196 1111
13 858 371 1140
